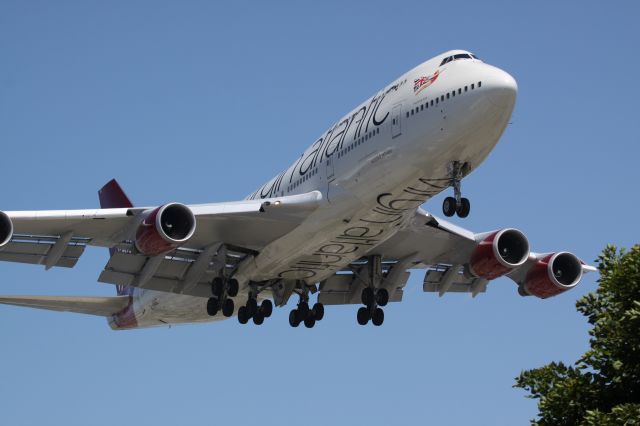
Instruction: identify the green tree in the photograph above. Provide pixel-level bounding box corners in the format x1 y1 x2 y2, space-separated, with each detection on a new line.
514 245 640 425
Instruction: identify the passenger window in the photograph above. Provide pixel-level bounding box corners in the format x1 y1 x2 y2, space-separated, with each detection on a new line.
420 105 424 111
478 81 482 88
430 100 434 106
440 95 444 101
465 86 468 92
471 83 475 89
406 112 409 118
452 91 455 97
436 98 439 104
446 93 450 99
458 88 461 94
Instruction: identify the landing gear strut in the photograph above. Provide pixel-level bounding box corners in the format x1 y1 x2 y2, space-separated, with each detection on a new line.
442 161 471 218
206 276 239 317
237 286 273 325
356 255 388 326
288 283 324 328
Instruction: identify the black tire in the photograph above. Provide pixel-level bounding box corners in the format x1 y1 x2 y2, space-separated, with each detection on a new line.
312 302 324 321
238 306 249 324
222 298 235 317
211 277 224 297
206 298 220 316
253 313 265 325
227 278 239 297
304 316 316 328
443 197 457 217
361 287 375 306
246 298 258 317
260 299 273 318
357 307 370 325
372 307 384 326
376 288 389 307
457 197 470 218
298 301 310 320
289 309 300 327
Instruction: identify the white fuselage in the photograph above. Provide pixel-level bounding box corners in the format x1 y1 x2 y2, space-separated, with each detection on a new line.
112 50 517 329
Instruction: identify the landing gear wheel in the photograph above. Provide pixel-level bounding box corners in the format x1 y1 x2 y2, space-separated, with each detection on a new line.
443 197 457 217
372 307 384 326
361 287 375 306
456 197 470 218
357 307 370 325
227 279 239 297
238 306 250 324
289 309 300 327
304 316 316 328
298 301 310 320
206 298 220 316
259 299 273 318
253 313 265 325
246 298 258 317
211 277 224 297
222 298 235 317
311 303 324 321
376 289 389 307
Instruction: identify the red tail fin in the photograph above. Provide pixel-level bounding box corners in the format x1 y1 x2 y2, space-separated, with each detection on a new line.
98 179 135 296
98 179 134 209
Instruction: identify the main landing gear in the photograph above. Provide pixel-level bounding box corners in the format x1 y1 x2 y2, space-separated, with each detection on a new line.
442 161 471 218
237 291 273 325
288 284 324 329
356 255 388 327
357 287 388 326
206 276 239 318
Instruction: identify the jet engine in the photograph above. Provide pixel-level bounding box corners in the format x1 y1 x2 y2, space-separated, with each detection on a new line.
0 211 13 247
522 252 583 299
135 203 196 256
469 228 530 279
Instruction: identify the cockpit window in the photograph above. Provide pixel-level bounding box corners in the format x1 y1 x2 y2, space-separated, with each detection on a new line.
440 53 475 66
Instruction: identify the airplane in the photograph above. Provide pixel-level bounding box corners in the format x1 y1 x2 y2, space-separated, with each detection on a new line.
0 50 597 330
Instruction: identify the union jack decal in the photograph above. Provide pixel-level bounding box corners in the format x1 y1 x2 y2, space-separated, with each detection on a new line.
414 70 440 94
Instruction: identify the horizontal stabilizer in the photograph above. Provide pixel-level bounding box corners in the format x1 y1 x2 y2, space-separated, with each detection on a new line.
0 295 130 317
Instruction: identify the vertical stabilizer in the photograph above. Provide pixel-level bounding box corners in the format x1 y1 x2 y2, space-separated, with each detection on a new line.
98 179 135 296
98 179 134 209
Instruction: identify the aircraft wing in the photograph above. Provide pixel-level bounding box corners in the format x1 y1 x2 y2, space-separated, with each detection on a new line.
318 208 595 305
0 191 323 281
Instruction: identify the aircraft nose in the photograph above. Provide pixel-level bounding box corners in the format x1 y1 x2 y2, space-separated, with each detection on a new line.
486 68 518 108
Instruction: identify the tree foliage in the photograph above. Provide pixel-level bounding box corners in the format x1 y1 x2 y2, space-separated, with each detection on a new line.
514 245 640 425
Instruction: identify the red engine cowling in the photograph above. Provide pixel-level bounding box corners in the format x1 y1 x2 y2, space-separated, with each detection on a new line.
0 211 13 247
523 252 583 299
469 228 530 280
135 203 196 256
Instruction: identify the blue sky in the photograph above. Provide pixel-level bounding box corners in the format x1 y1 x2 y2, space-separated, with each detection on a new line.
0 1 638 424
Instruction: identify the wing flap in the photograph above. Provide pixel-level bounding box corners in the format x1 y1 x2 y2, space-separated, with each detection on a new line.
0 295 131 316
0 235 87 268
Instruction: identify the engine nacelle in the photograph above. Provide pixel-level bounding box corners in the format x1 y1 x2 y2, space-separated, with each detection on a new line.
523 252 583 299
469 228 530 280
135 203 196 256
0 211 13 247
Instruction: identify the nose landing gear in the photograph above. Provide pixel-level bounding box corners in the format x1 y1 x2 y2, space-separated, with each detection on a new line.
442 161 471 218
